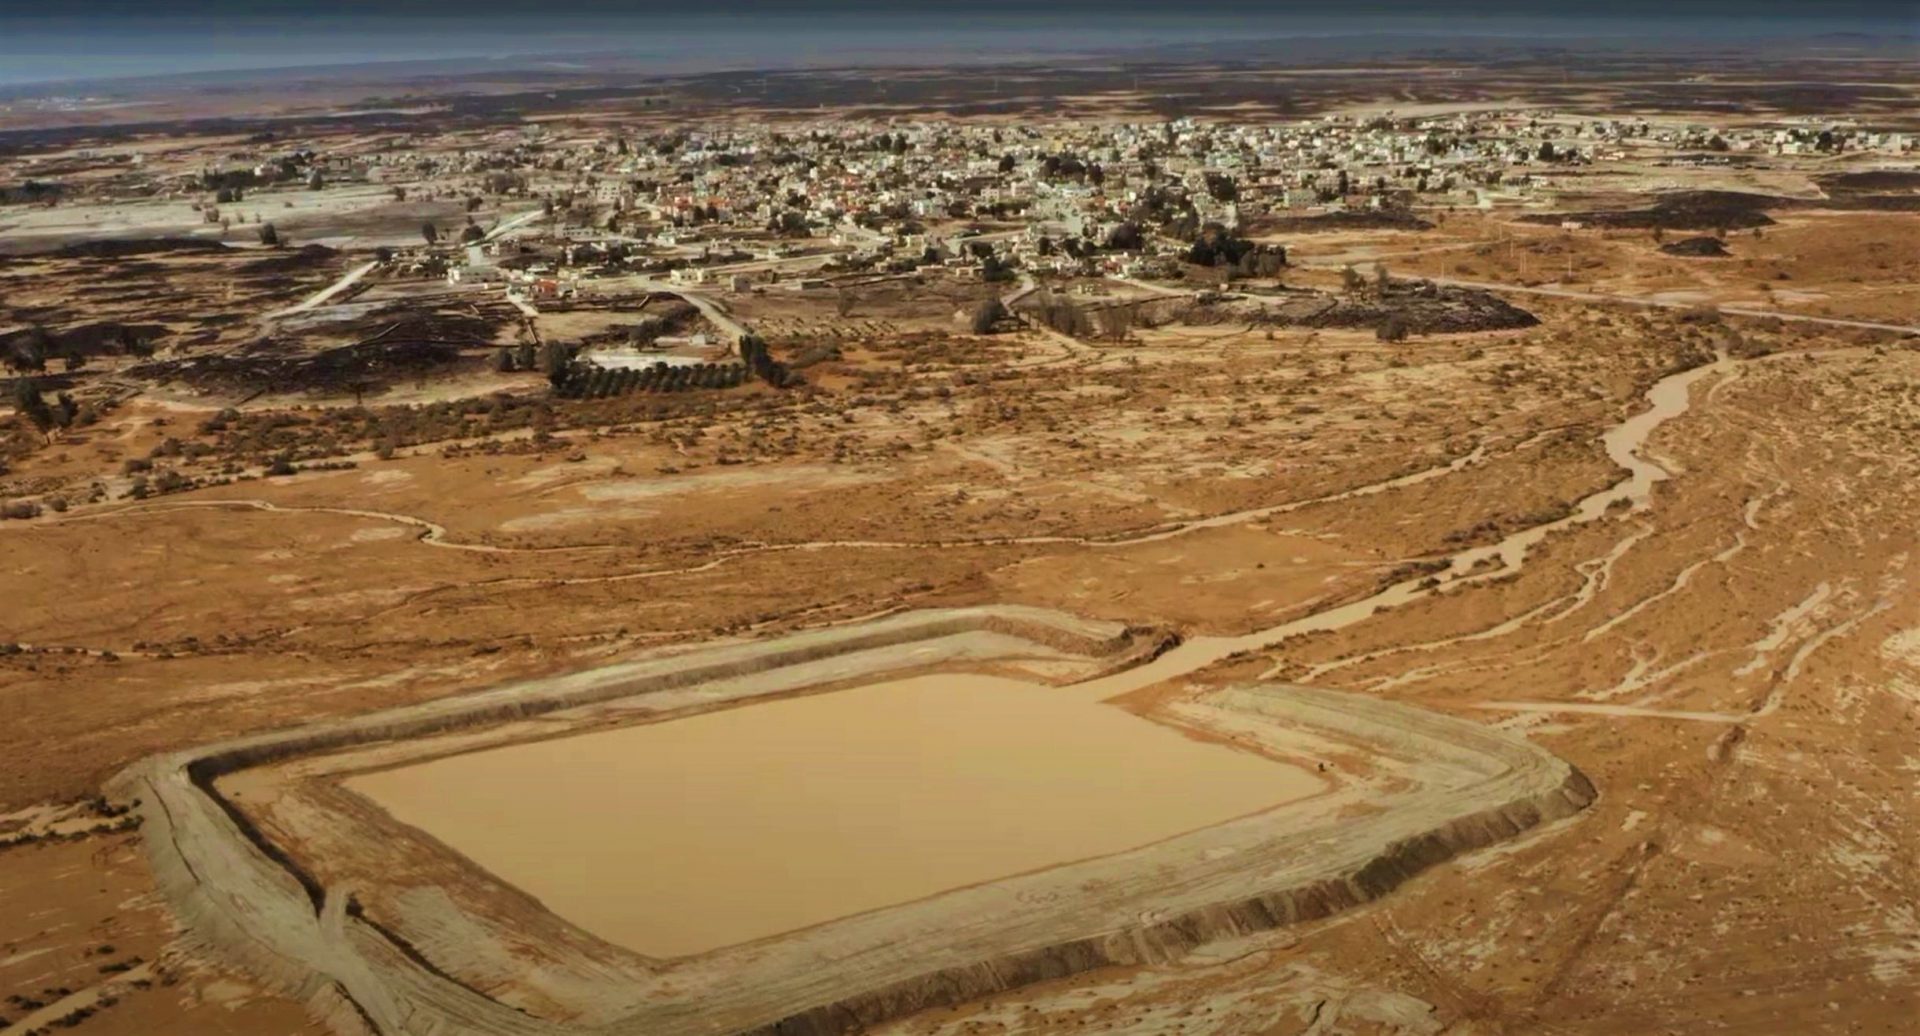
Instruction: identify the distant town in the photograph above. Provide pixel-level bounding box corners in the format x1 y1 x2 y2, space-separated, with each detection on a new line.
8 109 1908 303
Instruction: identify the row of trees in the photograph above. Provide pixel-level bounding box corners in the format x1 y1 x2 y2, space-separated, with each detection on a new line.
553 362 748 399
543 335 799 399
1031 293 1145 343
1035 294 1092 337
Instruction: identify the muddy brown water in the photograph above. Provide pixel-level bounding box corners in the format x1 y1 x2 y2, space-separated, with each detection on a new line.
347 674 1321 958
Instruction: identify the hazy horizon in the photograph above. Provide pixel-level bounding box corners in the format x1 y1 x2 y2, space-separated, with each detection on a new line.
1 0 1914 89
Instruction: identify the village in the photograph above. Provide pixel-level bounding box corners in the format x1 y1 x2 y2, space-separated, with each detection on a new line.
6 108 1907 307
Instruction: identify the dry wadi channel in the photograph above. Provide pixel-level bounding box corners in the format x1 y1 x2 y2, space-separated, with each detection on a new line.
107 604 1594 1036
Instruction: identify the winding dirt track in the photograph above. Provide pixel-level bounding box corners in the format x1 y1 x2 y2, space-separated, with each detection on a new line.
264 261 380 320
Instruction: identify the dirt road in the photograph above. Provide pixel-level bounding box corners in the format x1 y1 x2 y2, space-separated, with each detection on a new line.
264 259 378 319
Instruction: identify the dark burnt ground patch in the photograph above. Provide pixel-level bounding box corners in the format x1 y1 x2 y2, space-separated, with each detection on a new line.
129 306 509 400
1660 236 1732 258
1516 190 1780 231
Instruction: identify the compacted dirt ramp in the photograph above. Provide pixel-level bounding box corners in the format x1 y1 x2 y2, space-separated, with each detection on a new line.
110 606 1593 1036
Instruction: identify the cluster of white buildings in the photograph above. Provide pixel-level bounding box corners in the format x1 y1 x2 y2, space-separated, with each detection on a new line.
81 106 1896 299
